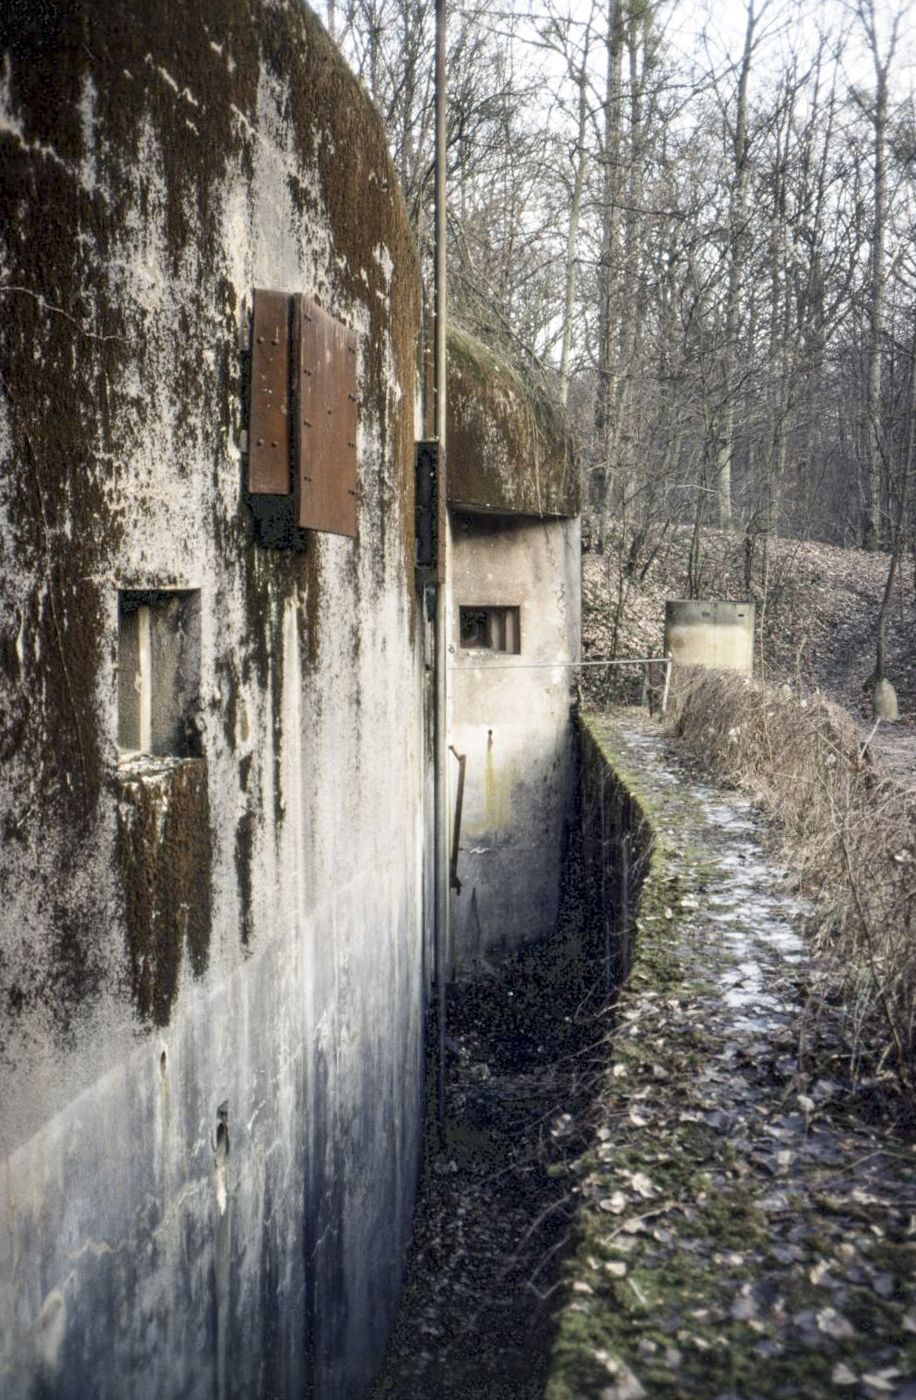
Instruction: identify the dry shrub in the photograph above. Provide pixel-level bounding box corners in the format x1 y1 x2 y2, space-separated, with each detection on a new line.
665 666 916 1085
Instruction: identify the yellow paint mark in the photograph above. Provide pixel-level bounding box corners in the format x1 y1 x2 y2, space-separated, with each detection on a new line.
483 731 510 830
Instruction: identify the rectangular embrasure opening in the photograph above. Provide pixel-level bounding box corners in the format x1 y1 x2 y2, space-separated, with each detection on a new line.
459 606 521 655
118 590 201 757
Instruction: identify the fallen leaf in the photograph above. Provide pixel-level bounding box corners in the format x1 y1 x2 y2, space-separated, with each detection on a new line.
861 1372 898 1393
817 1307 855 1340
851 1187 883 1206
758 1192 790 1214
831 1363 857 1386
599 1192 628 1215
601 1368 646 1400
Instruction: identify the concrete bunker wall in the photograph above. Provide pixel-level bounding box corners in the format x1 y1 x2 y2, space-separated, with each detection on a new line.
447 325 579 519
446 327 580 972
449 512 581 969
0 4 425 1398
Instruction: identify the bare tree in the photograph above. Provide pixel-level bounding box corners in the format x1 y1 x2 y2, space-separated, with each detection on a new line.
852 0 902 549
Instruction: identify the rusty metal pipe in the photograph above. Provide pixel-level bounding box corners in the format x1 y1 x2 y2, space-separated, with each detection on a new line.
432 0 449 1143
448 746 466 895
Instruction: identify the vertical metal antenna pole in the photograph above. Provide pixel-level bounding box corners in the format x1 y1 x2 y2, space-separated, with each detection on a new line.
433 0 449 1145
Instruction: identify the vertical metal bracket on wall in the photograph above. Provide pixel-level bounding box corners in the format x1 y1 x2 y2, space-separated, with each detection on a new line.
448 745 466 895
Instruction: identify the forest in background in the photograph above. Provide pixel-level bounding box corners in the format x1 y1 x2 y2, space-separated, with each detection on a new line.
317 0 916 586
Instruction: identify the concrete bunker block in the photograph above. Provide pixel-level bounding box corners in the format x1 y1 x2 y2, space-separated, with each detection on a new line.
664 599 755 675
872 677 899 721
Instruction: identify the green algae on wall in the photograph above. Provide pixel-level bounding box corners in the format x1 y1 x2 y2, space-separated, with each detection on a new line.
577 716 670 988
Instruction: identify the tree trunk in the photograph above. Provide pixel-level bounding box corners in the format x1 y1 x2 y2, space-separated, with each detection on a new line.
875 320 916 680
560 67 589 406
594 0 624 541
863 60 888 550
716 0 757 532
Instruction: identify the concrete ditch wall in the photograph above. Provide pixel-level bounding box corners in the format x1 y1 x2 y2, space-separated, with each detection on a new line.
0 4 425 1397
577 719 658 991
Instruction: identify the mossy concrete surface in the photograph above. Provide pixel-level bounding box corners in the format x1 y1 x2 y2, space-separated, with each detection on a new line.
0 4 425 1397
546 713 916 1400
447 325 578 518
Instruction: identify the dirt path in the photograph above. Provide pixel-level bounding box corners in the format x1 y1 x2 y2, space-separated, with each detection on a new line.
371 934 612 1399
549 717 916 1400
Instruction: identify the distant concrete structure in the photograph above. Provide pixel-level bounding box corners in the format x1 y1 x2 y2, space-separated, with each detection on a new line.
872 677 899 721
665 600 755 675
447 328 580 970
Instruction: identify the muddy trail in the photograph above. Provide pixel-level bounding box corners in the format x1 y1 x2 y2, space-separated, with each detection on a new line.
373 715 916 1400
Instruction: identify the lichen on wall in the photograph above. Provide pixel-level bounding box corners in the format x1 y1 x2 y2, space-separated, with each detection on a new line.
0 0 419 1054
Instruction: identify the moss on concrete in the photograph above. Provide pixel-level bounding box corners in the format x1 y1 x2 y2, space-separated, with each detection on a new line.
0 0 420 1038
447 325 577 518
116 758 212 1026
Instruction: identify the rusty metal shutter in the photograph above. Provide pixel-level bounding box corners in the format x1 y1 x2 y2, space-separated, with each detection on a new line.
248 289 292 495
295 295 358 538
